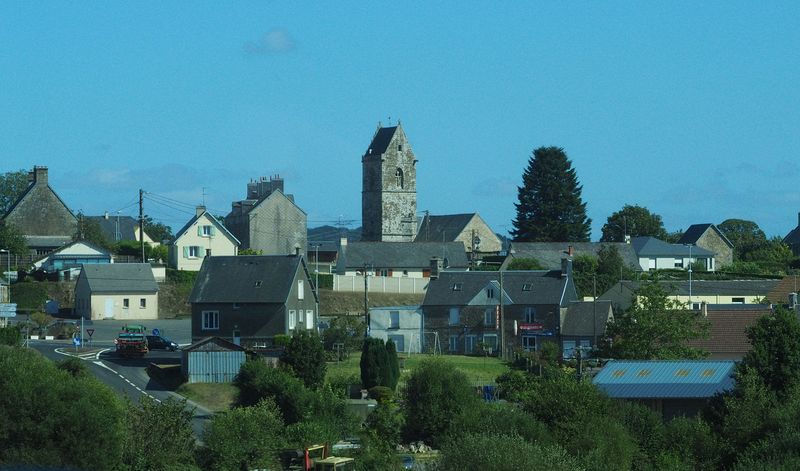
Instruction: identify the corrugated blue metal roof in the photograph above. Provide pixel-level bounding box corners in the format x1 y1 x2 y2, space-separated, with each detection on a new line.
592 360 736 398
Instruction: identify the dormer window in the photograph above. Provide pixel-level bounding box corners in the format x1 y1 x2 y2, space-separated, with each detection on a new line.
487 288 495 298
254 281 262 288
452 283 463 291
522 283 532 291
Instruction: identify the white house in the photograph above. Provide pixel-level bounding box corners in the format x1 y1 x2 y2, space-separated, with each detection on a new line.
631 237 716 272
168 206 240 271
74 264 159 320
368 305 423 354
33 240 113 280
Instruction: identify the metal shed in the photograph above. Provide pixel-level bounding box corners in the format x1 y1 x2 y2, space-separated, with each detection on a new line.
181 337 246 384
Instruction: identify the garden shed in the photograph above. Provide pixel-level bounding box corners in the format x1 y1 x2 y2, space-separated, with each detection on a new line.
181 337 246 384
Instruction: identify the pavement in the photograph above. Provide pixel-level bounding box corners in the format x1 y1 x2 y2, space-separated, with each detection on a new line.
29 331 213 441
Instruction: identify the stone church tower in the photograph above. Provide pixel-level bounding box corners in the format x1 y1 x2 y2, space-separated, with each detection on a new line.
361 122 418 242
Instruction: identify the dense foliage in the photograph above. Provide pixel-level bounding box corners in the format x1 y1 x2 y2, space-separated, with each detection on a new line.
360 337 399 390
511 146 591 242
0 169 29 216
281 330 327 389
601 204 668 242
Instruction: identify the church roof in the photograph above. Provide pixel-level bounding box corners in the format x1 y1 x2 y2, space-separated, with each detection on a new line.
415 213 475 243
365 126 398 155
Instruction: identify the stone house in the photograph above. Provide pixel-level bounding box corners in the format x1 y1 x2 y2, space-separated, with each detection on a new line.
225 176 307 256
415 213 502 262
678 224 734 267
421 262 577 355
74 264 159 320
188 255 318 347
3 166 77 256
362 122 418 242
168 206 239 271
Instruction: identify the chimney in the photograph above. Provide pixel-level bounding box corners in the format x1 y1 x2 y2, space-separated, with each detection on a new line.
430 257 443 279
196 205 206 217
104 211 109 220
567 245 574 256
790 293 798 309
701 301 708 317
31 166 48 185
294 245 301 256
561 258 573 278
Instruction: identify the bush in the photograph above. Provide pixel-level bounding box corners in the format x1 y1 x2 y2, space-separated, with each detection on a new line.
166 269 199 285
273 334 291 347
367 386 394 403
440 433 584 471
281 330 327 390
0 326 22 347
121 397 198 471
360 337 399 390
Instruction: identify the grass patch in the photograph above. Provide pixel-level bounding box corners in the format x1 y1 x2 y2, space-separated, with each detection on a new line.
177 383 238 412
326 352 509 386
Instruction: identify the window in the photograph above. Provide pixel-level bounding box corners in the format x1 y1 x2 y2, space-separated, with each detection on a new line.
123 298 130 309
389 310 400 329
563 340 576 359
524 307 536 323
139 298 146 308
185 246 200 258
398 144 403 151
288 310 297 330
452 283 463 291
202 310 219 330
449 335 459 352
674 259 684 268
200 225 213 236
732 297 745 304
484 308 496 328
487 288 494 299
522 283 532 291
389 334 404 352
465 335 477 353
402 270 408 276
522 335 536 352
233 302 240 310
297 280 304 300
395 168 404 188
378 269 389 277
483 334 498 351
449 307 460 326
306 310 314 329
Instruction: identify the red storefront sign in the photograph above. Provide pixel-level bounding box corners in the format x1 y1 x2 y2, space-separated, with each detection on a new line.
519 323 544 331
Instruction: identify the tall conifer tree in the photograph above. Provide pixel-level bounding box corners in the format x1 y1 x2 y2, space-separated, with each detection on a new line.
511 146 591 242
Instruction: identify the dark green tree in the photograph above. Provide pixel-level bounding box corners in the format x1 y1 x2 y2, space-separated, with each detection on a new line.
717 218 767 261
599 281 709 359
596 244 634 292
360 337 389 390
75 212 114 250
143 215 173 243
0 169 29 216
511 146 591 242
740 307 800 395
600 204 667 242
0 220 27 255
384 338 400 390
571 254 598 298
506 257 545 270
440 433 584 471
281 330 327 390
121 396 198 471
403 358 481 446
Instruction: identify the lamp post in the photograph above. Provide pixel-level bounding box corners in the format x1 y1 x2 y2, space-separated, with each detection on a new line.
685 243 694 306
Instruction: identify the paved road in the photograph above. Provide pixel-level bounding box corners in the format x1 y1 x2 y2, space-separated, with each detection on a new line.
30 339 212 440
14 317 193 345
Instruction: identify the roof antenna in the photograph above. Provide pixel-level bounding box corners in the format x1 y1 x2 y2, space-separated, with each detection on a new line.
202 187 207 206
387 116 392 125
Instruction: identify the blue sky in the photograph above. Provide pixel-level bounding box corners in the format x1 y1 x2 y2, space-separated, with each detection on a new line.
2 2 798 239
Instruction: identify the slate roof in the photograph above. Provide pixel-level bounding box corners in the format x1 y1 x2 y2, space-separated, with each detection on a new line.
87 215 151 242
365 126 398 155
173 211 240 245
631 237 715 257
678 224 734 248
24 236 73 248
79 264 158 293
686 304 771 357
561 300 614 337
423 270 571 306
593 360 737 399
183 336 246 352
189 255 309 304
414 214 475 243
784 225 800 245
337 242 469 272
505 242 641 271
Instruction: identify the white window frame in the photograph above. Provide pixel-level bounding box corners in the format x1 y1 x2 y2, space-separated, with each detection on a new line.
389 310 400 329
188 246 200 258
483 334 498 351
524 307 536 323
202 310 219 330
297 280 304 300
201 225 213 236
288 310 297 330
484 308 495 328
465 335 477 354
306 310 314 329
449 335 459 352
139 298 146 309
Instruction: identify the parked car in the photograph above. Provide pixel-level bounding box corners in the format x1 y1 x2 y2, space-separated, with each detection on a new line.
146 335 179 351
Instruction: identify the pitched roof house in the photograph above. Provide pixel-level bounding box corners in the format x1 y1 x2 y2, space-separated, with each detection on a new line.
686 304 772 359
225 177 307 256
678 224 734 267
783 212 800 257
74 264 159 320
421 263 577 355
33 240 113 279
560 300 614 358
336 241 469 277
3 166 77 255
168 206 239 271
631 236 716 272
188 255 318 347
87 213 158 245
502 242 641 272
414 213 502 259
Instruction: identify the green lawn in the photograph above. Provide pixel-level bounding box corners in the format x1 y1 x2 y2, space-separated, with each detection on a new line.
177 383 238 412
327 352 509 386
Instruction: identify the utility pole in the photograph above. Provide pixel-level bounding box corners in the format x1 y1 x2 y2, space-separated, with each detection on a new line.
499 268 505 359
592 276 597 349
363 264 370 338
139 189 145 263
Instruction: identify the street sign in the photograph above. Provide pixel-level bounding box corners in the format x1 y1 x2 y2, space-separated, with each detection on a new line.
72 337 81 346
0 303 16 318
86 328 95 337
152 328 160 336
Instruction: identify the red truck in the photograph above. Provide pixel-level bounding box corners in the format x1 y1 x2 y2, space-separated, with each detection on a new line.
115 324 149 358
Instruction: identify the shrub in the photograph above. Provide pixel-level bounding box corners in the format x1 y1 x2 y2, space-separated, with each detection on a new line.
281 330 327 390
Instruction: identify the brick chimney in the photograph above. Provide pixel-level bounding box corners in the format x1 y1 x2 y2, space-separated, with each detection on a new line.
29 166 48 185
567 245 574 256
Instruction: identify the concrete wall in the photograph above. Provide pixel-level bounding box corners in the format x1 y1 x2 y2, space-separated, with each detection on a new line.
248 193 307 255
334 274 429 294
80 293 159 321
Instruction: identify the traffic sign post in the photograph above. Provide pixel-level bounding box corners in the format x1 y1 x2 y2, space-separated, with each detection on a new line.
151 328 160 337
